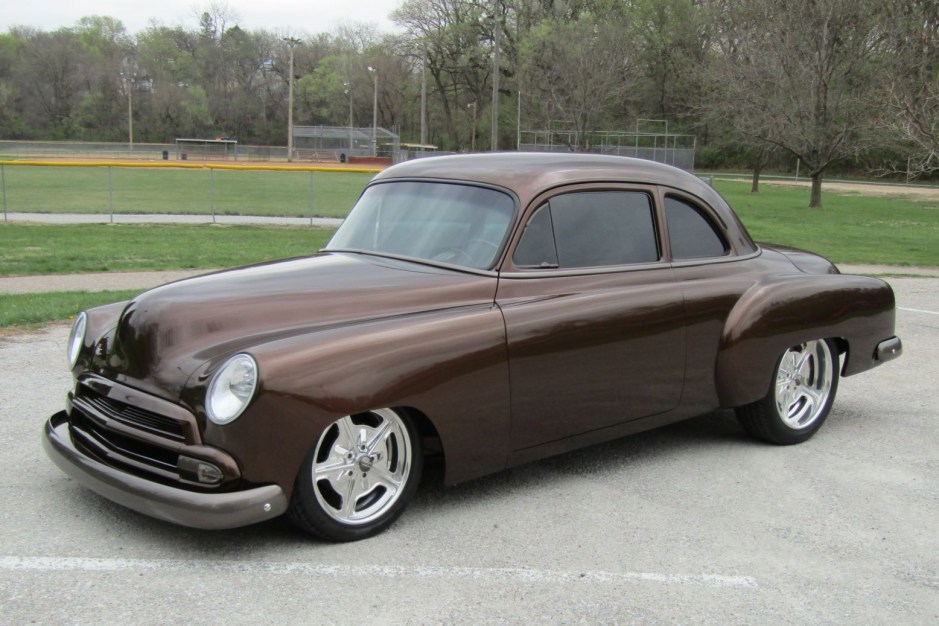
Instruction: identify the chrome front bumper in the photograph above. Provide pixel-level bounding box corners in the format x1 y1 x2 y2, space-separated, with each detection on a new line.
43 411 287 530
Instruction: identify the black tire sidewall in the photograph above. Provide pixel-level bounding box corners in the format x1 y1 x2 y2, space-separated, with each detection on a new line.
761 339 840 444
289 410 423 542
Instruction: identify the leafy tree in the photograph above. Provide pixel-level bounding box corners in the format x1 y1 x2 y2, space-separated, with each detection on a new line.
519 14 635 149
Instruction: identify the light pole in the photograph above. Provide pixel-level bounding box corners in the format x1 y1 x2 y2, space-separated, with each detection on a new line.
420 47 427 147
516 90 521 150
368 66 378 157
344 82 354 156
490 0 500 151
283 37 301 162
120 72 134 152
468 103 477 152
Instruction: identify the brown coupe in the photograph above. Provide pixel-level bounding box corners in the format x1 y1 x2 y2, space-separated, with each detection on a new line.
43 153 902 541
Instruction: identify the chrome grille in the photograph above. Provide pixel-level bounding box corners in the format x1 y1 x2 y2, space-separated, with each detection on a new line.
68 386 191 485
77 393 187 442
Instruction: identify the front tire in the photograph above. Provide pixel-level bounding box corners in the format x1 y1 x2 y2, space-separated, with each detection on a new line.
736 339 839 445
289 408 423 542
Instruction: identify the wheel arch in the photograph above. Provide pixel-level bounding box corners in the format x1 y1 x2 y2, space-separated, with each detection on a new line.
397 405 445 474
715 274 894 408
212 305 510 496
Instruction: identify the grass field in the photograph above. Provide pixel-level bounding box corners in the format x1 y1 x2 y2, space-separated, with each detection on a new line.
2 176 938 327
0 165 373 217
715 180 939 266
0 290 140 327
0 224 335 275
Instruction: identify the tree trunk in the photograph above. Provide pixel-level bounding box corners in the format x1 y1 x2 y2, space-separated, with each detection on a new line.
751 163 762 193
809 172 823 208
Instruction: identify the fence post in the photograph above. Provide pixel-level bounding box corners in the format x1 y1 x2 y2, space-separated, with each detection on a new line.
210 168 216 224
108 166 114 224
309 171 315 226
1 163 7 222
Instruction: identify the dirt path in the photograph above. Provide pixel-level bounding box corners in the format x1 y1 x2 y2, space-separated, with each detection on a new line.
0 269 213 294
749 178 939 201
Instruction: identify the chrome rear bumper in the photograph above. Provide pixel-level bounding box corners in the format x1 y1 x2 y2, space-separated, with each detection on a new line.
876 336 902 363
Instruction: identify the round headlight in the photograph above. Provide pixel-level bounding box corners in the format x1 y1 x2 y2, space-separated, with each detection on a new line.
67 312 88 369
206 354 258 425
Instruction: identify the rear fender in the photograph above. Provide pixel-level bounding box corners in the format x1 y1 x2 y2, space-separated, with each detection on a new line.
715 274 896 407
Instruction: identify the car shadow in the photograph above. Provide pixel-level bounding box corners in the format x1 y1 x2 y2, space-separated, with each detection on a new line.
410 409 752 511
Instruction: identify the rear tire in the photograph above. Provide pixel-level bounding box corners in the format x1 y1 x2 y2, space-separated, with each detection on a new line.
736 339 839 445
288 408 423 542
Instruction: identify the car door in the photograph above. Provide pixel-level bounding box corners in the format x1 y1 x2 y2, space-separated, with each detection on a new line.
496 186 686 451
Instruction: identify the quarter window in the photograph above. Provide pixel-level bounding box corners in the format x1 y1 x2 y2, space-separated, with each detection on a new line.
514 191 659 269
665 196 728 259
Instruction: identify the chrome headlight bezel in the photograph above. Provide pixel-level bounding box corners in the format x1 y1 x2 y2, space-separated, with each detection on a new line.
67 312 88 369
206 353 259 425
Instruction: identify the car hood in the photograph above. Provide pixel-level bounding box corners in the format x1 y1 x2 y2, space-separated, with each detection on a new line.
102 252 497 401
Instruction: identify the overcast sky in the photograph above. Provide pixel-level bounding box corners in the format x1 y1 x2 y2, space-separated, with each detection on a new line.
1 0 405 36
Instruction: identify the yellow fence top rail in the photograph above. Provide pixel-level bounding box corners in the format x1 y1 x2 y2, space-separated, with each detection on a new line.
0 160 383 174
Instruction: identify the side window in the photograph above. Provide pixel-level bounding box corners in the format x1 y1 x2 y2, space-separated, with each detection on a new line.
665 196 728 259
513 191 658 269
513 204 558 268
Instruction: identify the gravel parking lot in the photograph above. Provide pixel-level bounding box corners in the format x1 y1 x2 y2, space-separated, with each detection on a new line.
1 277 936 624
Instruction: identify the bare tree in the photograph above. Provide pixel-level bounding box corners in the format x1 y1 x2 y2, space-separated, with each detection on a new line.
519 15 635 150
880 0 939 177
704 0 884 207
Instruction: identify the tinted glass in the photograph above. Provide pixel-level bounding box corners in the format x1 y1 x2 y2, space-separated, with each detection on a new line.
513 204 559 268
327 182 515 270
665 196 727 259
549 191 658 268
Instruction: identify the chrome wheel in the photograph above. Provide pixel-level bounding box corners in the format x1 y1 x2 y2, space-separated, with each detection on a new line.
774 340 835 430
736 338 840 445
311 409 414 526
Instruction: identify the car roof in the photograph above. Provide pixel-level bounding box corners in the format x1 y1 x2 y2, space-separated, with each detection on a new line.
371 152 757 256
374 152 709 201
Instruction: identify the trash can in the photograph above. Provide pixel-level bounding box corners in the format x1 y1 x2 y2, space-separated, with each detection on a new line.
181 153 187 161
162 150 169 160
340 153 346 164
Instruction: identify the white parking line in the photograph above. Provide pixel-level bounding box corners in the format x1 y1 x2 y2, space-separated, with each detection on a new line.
899 306 939 316
0 555 758 589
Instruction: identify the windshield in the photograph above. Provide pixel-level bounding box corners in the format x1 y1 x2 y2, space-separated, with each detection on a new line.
326 181 516 270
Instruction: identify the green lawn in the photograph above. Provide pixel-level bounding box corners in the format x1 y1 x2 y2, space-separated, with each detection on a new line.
0 290 140 327
0 224 336 275
0 165 373 217
2 174 938 328
715 180 939 266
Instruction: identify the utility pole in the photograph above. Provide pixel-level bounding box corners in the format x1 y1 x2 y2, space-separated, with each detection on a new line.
120 71 135 152
344 82 353 154
491 0 500 151
468 102 477 152
368 66 378 157
420 48 427 147
283 37 302 162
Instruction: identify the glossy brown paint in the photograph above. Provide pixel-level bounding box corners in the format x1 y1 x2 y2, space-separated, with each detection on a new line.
44 153 901 531
82 253 498 404
195 304 511 489
498 266 685 449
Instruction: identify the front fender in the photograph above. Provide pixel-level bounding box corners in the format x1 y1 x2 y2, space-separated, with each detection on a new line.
198 304 510 493
715 274 896 408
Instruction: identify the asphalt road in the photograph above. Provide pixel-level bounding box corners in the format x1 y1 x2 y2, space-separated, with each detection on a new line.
1 277 936 624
